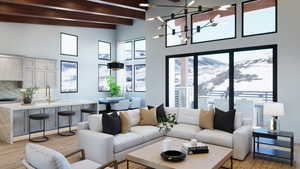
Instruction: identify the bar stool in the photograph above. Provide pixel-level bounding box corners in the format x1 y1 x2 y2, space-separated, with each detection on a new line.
80 108 96 122
57 110 76 136
28 112 49 142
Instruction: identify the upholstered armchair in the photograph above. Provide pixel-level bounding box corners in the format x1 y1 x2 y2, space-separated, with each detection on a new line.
23 143 118 169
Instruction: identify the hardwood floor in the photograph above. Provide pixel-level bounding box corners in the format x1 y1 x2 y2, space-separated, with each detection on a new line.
0 134 299 169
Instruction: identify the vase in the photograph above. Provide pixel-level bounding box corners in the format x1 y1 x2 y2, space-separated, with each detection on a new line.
162 137 172 152
23 97 32 104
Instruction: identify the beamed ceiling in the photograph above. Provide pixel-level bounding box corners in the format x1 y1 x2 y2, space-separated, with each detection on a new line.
0 0 148 29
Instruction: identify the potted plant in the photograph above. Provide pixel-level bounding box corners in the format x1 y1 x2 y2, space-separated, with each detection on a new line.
158 113 177 136
107 76 121 97
20 87 38 104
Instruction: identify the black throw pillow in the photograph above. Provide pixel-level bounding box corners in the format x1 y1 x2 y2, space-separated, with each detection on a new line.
214 108 236 133
102 112 121 135
148 104 167 123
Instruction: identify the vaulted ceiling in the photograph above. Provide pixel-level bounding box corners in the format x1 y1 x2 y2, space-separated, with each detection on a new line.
0 0 148 29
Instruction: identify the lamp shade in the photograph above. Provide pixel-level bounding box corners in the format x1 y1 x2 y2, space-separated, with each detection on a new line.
263 102 285 116
107 62 124 70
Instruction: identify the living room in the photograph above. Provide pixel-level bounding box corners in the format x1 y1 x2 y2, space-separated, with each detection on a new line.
0 0 299 169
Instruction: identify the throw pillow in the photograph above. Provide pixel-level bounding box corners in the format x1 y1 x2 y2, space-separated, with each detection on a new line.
102 112 121 135
148 104 167 123
140 108 157 126
199 109 214 129
214 108 236 133
119 111 131 133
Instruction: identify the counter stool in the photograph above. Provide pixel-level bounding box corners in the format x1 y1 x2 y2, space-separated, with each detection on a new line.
57 110 76 136
80 108 96 122
28 113 49 142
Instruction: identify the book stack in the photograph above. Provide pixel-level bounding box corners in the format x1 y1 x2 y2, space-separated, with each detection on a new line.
182 142 209 155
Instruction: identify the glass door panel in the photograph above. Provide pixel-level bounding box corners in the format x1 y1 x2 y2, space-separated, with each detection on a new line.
168 56 194 108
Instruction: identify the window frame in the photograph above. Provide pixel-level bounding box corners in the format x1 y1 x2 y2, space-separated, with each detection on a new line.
125 65 133 92
122 41 133 61
165 44 278 109
165 16 188 48
98 64 111 92
134 39 146 60
98 40 112 61
60 32 78 57
191 4 237 44
242 0 278 37
134 64 146 92
60 60 78 93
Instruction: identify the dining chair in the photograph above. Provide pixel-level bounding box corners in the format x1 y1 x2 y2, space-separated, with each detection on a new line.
129 97 142 109
110 99 130 111
23 143 117 169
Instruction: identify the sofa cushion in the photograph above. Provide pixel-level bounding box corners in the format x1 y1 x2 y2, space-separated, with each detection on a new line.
195 129 233 148
167 124 200 140
126 109 140 126
120 111 131 133
177 108 200 125
199 109 214 129
214 108 236 133
88 114 102 132
139 108 157 126
113 132 144 153
71 160 106 169
25 144 71 169
102 112 121 135
131 126 162 142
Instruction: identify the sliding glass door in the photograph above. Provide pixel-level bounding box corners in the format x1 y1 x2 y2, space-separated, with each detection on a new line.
167 56 194 108
166 45 277 111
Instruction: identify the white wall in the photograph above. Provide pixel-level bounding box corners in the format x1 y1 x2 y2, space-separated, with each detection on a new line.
116 20 146 102
145 0 300 142
0 22 116 100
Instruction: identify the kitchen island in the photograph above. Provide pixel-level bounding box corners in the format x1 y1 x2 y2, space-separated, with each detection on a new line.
0 99 98 144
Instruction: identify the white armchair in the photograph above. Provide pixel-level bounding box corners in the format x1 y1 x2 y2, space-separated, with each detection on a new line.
23 143 117 169
110 99 130 111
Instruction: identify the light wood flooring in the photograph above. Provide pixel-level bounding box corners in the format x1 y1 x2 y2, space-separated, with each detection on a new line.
0 134 299 169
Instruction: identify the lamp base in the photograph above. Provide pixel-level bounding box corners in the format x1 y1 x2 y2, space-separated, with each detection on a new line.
269 116 278 131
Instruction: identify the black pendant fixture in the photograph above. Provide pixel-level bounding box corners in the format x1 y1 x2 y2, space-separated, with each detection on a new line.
107 62 124 70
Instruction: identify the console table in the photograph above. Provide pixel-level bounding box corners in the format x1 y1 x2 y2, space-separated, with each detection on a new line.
253 128 294 166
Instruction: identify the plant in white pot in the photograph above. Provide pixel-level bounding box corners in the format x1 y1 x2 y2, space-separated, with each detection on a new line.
107 76 121 97
20 87 38 104
158 113 177 152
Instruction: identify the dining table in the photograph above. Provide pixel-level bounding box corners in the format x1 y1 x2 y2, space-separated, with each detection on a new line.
98 97 126 113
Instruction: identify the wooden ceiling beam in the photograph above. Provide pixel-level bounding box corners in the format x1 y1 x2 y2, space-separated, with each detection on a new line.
0 14 116 29
0 2 132 25
0 0 145 19
97 0 148 9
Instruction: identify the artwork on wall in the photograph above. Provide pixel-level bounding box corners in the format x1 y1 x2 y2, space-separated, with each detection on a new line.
120 41 132 61
60 33 78 56
126 65 133 92
98 64 111 92
134 64 146 92
61 61 78 93
98 41 111 60
134 39 146 59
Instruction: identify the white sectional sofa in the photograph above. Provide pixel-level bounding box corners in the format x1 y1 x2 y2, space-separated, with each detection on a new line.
77 107 252 165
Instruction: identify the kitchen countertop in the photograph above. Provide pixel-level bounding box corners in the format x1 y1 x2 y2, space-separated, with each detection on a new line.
0 99 98 111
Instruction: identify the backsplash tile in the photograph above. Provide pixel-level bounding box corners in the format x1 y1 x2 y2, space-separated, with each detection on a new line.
0 81 22 99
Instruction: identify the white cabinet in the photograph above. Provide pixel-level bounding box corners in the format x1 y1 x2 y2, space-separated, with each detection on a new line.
0 56 23 81
22 58 57 89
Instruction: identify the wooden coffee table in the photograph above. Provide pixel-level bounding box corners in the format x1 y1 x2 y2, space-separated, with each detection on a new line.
126 138 233 169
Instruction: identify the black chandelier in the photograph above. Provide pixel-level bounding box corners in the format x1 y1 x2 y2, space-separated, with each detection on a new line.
140 0 232 41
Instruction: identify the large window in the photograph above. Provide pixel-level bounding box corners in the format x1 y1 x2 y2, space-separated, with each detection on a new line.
119 41 132 61
166 45 277 110
134 39 146 59
242 0 277 36
98 64 111 92
98 41 111 60
166 16 187 47
134 64 146 92
60 33 78 56
192 4 236 43
167 56 194 108
61 61 78 93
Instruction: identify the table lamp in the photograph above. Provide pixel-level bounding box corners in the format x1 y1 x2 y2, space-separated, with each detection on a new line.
263 102 285 131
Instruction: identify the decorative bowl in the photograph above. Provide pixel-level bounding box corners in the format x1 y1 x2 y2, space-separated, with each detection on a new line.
160 150 186 162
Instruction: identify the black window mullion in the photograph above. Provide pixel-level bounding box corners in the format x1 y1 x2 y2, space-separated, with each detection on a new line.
194 55 198 109
273 45 278 102
229 51 234 111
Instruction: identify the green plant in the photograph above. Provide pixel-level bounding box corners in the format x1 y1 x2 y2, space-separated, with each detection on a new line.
20 87 38 99
107 76 121 96
158 113 177 135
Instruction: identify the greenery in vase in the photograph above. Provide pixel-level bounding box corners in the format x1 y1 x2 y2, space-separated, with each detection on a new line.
20 87 38 99
158 113 177 135
107 76 121 96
